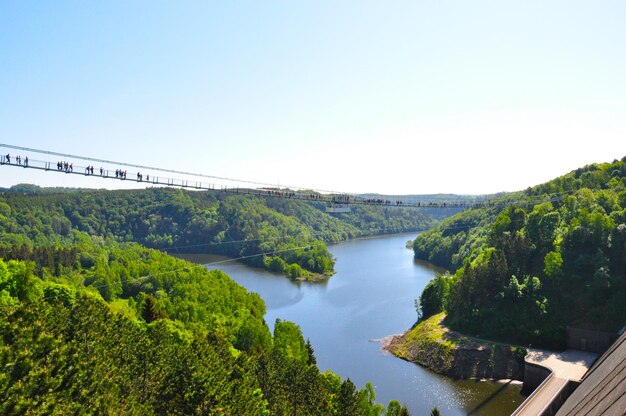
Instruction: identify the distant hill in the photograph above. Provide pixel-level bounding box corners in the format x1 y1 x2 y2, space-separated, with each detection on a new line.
358 192 503 220
0 186 437 279
414 156 626 349
1 183 103 194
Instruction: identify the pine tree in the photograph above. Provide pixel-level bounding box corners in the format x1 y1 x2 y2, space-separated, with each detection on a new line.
306 338 317 366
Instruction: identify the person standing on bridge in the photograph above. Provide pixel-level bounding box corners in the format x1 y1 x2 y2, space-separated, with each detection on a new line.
5 154 9 164
24 156 28 167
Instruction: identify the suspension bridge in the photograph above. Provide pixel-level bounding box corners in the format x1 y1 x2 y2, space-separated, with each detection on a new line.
0 143 561 210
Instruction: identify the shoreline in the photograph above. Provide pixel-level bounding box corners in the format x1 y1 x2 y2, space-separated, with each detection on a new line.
371 334 405 353
378 313 526 381
170 252 332 282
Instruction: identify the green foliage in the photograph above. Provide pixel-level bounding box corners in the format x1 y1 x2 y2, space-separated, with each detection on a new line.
338 378 359 415
266 197 436 239
267 255 287 272
306 338 317 366
0 187 408 414
0 187 435 281
544 251 563 279
414 207 494 270
0 255 398 415
286 263 304 279
0 259 42 303
141 293 169 323
0 290 270 415
419 273 453 319
415 157 626 348
273 319 309 365
42 281 76 308
386 400 406 416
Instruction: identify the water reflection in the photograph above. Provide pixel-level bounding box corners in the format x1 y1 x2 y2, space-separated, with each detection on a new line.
413 257 448 274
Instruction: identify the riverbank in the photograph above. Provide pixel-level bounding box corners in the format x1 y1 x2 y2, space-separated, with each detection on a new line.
383 313 526 381
295 271 333 282
169 252 333 281
197 232 524 415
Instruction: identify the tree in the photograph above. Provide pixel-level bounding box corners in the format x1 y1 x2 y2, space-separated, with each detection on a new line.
141 294 169 323
337 379 358 416
386 400 403 416
419 273 452 318
306 338 317 366
273 320 308 365
414 298 423 322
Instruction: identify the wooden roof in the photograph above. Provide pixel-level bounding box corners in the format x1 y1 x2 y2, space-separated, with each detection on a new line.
556 330 626 416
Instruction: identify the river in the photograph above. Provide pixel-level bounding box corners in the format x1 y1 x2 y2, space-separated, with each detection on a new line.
189 233 524 415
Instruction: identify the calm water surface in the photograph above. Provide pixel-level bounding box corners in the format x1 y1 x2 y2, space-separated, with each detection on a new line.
192 233 524 415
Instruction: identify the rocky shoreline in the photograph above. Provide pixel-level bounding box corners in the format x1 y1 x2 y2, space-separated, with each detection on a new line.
381 313 526 381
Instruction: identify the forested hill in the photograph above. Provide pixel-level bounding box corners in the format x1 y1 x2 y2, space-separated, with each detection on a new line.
0 186 435 279
0 239 406 414
415 156 626 349
0 185 414 414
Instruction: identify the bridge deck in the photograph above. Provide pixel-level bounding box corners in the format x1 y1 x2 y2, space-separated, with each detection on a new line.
1 143 565 209
0 156 478 209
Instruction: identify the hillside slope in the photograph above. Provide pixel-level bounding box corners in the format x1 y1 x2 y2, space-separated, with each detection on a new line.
414 156 626 348
0 191 407 414
0 187 435 279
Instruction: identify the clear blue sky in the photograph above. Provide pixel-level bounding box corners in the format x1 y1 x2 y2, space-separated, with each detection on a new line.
1 1 625 194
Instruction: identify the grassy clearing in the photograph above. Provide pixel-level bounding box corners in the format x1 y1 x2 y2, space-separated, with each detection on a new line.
389 312 459 371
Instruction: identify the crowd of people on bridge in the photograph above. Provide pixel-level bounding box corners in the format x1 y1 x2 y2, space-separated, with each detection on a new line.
2 153 495 210
57 161 73 172
249 188 484 208
51 160 149 182
4 154 29 167
246 188 412 207
20 157 148 183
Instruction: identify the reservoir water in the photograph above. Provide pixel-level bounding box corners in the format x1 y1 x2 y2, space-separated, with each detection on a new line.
194 233 524 415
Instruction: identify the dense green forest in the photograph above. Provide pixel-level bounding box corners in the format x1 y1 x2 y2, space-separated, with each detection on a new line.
415 157 626 349
0 252 409 414
0 186 435 280
0 190 408 415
